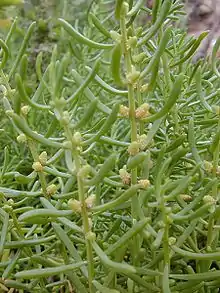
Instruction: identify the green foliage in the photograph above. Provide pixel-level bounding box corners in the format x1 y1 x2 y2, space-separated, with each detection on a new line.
0 0 220 292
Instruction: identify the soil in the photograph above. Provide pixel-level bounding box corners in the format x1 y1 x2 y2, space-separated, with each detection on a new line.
147 0 220 58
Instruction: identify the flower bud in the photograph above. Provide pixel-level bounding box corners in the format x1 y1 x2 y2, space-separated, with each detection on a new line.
126 66 140 84
169 237 176 245
179 194 192 201
39 151 47 165
138 179 150 189
32 162 43 172
119 105 129 117
17 133 27 143
21 105 30 116
73 132 82 145
86 231 96 241
78 165 91 178
85 194 96 209
68 199 81 213
128 141 140 156
119 168 131 185
46 184 57 196
135 103 150 119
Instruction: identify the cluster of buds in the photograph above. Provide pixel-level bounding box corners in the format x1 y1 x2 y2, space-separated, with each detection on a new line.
138 179 150 189
46 184 57 196
127 141 140 156
21 105 30 116
204 160 220 176
179 194 192 202
119 167 131 185
60 111 70 126
135 103 150 119
119 105 129 118
17 133 27 143
137 134 148 150
127 36 137 50
68 194 96 213
203 195 216 213
126 66 140 85
32 161 43 172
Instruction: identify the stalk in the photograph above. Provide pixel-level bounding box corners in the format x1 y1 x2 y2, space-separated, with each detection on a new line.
62 123 94 293
119 1 138 218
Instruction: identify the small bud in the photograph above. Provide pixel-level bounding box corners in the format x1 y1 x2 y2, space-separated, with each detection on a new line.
73 132 82 145
216 166 220 176
157 220 165 229
203 195 216 205
78 165 91 178
32 162 43 172
137 134 148 150
179 194 192 201
128 141 140 156
60 111 70 125
17 133 27 143
119 105 129 117
119 168 131 185
121 2 129 16
55 97 66 108
46 184 57 196
86 231 96 241
110 30 121 42
39 151 47 165
21 105 30 116
135 103 150 119
126 66 140 84
85 194 96 209
169 237 176 245
138 179 150 189
68 199 81 213
7 199 14 206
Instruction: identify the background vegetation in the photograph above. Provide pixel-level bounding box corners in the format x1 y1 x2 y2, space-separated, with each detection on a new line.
0 1 220 292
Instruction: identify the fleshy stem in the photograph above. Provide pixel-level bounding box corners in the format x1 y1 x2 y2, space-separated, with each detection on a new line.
120 1 138 217
60 119 94 293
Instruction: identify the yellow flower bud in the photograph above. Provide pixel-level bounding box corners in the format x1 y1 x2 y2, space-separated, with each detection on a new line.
32 162 43 172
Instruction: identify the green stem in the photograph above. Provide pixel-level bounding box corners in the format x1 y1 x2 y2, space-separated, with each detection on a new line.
120 2 138 219
62 124 94 293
